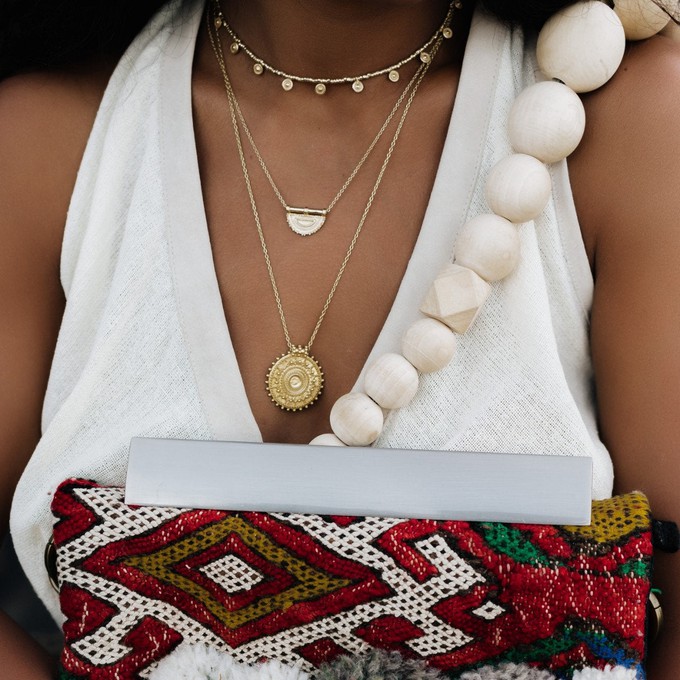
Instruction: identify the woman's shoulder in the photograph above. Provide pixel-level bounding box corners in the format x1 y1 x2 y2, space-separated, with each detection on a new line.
568 33 680 259
0 62 116 537
587 32 680 133
0 62 114 243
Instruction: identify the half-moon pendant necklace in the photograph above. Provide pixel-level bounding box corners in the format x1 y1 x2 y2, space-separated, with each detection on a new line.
212 0 458 237
208 11 447 409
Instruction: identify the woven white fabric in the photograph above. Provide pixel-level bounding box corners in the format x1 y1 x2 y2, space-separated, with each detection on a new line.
10 0 613 621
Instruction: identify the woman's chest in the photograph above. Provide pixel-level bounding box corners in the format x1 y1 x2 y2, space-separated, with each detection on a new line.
191 76 457 443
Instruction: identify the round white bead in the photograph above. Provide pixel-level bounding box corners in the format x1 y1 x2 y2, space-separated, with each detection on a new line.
508 81 586 163
614 0 670 40
330 392 384 446
536 1 626 93
402 318 457 373
454 214 520 282
364 353 419 410
485 154 552 223
309 433 346 446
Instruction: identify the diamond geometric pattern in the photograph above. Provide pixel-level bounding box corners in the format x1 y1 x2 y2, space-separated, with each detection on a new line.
200 554 263 594
52 480 653 680
472 601 505 621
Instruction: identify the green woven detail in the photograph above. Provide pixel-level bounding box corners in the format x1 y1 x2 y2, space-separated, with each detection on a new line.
619 559 650 578
501 630 576 663
479 523 551 566
487 626 636 679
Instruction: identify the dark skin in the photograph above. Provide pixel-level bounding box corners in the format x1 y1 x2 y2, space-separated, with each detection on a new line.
569 34 680 678
0 1 679 677
195 0 469 442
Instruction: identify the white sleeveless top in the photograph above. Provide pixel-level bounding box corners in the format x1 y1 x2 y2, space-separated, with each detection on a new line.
11 0 614 620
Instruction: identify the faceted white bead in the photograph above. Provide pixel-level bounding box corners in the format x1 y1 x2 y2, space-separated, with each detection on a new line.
536 1 626 93
364 353 419 410
485 154 552 223
309 433 346 446
330 392 384 446
614 0 670 40
402 318 457 373
508 81 586 163
454 214 520 282
420 263 491 334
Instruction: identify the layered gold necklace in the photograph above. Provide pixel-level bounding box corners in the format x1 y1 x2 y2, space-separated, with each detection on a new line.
213 2 458 237
220 69 427 236
208 2 457 410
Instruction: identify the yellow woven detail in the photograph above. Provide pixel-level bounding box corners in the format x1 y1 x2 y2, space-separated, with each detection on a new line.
123 516 351 628
563 492 650 543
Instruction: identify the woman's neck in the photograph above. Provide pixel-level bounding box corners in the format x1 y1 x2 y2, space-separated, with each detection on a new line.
221 0 461 79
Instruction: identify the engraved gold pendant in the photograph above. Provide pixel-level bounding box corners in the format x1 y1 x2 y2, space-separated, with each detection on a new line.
266 348 324 410
286 207 327 236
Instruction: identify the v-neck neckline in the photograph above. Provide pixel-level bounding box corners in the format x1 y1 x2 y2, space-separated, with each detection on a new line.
160 0 503 443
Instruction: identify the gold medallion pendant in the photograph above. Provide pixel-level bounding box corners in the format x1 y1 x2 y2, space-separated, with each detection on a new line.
266 348 324 410
209 1 451 414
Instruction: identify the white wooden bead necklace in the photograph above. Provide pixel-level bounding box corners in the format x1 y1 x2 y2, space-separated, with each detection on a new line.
310 0 673 448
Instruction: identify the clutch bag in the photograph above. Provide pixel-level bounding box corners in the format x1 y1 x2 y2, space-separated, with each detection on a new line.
51 479 674 680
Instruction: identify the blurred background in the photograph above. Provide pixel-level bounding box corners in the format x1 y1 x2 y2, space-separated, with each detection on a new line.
0 535 62 655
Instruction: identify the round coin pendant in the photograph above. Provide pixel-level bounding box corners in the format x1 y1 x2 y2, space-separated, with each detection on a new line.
229 42 240 54
214 16 223 29
419 51 431 64
315 83 327 95
253 62 264 75
388 70 400 83
442 27 453 39
352 80 364 93
282 78 294 91
266 349 324 411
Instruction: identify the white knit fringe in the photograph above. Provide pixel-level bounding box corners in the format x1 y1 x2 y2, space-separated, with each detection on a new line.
571 666 638 680
458 663 640 680
147 646 642 680
459 662 555 679
148 643 310 680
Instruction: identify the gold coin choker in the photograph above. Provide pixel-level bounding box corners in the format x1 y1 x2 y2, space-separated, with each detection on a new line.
208 6 452 410
213 0 459 95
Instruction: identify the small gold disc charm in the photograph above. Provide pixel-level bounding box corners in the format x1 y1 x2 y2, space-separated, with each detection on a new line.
253 63 264 75
229 42 240 54
352 80 364 93
214 16 223 29
315 83 327 95
442 27 453 39
282 78 294 91
267 349 324 411
419 51 431 64
388 70 400 83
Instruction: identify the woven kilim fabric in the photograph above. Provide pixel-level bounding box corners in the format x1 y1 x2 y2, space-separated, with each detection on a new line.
51 480 653 680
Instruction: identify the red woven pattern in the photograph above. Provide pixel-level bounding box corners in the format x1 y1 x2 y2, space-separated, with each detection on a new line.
51 480 652 679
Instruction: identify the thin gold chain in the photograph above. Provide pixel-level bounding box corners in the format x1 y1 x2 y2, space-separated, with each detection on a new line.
227 64 424 214
214 1 456 87
208 10 447 353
